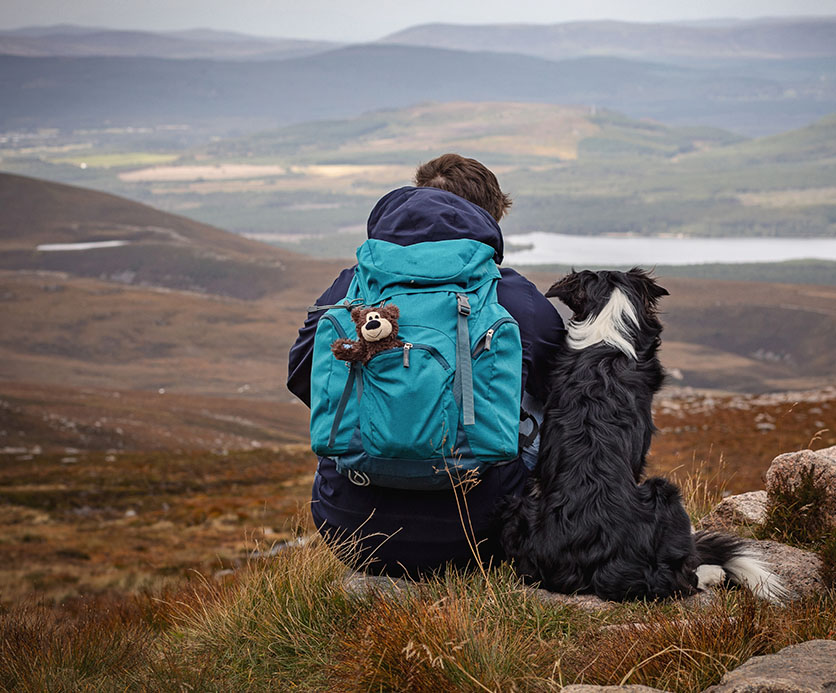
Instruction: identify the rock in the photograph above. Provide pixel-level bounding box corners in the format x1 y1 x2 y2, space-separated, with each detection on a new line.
562 686 669 692
698 491 768 532
530 587 718 612
765 445 836 528
741 540 824 600
705 639 836 692
529 588 616 611
343 572 414 597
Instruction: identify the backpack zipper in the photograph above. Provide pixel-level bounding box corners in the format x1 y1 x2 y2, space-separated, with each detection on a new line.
367 343 450 370
472 317 517 358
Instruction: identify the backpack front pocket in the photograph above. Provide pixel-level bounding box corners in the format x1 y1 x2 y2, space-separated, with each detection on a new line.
359 344 458 460
310 312 359 456
467 319 522 461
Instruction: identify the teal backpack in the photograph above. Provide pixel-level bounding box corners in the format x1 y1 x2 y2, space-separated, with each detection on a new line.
309 237 522 490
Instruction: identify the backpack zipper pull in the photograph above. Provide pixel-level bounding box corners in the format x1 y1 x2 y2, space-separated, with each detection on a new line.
485 328 495 351
403 342 413 367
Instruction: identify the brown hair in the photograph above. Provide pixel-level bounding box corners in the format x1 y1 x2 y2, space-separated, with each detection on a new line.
414 153 512 222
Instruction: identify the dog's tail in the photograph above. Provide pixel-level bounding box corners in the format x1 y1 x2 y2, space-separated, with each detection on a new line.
694 530 788 603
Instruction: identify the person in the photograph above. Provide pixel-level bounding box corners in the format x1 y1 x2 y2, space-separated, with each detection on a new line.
287 153 564 577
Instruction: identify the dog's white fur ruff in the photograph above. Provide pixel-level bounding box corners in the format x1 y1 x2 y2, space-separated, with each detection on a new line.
566 287 639 360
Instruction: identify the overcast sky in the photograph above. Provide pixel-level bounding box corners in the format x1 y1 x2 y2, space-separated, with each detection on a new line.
2 0 835 42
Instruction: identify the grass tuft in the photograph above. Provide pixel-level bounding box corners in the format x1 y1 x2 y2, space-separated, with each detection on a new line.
758 464 830 546
819 534 836 589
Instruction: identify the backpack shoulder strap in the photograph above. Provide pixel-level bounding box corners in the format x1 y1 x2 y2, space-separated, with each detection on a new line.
453 293 475 426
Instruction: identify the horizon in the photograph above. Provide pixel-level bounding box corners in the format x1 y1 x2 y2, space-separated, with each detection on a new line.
2 0 836 42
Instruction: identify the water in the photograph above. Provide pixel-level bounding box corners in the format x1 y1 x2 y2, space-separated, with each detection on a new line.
503 233 836 266
36 240 130 251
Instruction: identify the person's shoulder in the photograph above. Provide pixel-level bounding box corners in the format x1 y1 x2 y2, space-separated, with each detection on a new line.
318 265 356 303
498 266 541 294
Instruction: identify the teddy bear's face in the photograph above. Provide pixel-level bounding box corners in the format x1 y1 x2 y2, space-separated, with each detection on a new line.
360 310 394 342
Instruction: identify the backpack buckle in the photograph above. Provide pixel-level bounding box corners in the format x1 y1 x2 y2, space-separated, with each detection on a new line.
456 293 471 316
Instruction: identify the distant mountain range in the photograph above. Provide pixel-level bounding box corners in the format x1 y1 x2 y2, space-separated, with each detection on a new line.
0 24 341 60
2 18 834 61
380 17 836 62
1 43 834 137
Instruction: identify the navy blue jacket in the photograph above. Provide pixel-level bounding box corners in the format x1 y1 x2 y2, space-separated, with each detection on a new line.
286 186 565 575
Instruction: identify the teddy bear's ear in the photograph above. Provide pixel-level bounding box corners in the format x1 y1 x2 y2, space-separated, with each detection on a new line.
380 304 400 319
350 306 368 323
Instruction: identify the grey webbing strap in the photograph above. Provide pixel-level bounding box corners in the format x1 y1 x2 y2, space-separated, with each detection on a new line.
328 362 357 448
307 298 364 313
455 293 475 426
354 362 363 401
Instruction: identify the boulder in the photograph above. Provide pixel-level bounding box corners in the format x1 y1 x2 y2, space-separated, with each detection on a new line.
765 445 836 528
698 491 767 532
705 639 836 692
741 539 824 600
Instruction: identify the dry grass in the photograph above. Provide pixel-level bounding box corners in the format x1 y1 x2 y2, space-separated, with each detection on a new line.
0 447 316 606
5 534 833 693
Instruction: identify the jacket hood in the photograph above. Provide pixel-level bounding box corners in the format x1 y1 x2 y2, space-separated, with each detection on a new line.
367 186 504 264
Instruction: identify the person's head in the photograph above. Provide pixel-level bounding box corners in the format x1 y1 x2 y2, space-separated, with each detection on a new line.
414 153 512 222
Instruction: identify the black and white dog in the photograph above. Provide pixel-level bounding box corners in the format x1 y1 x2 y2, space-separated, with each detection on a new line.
499 268 785 602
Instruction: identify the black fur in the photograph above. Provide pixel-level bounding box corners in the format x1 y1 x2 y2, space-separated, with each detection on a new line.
499 268 748 601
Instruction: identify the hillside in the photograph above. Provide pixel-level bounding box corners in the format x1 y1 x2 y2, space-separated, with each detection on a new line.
0 173 343 447
382 17 836 61
0 172 342 299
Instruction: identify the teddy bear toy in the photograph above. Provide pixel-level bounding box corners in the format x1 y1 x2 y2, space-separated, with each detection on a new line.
331 304 404 364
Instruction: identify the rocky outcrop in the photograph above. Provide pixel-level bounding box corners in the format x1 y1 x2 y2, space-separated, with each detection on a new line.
698 491 767 532
765 445 836 528
705 639 836 692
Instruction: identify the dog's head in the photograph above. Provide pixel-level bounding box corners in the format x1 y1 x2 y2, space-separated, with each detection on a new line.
545 268 669 322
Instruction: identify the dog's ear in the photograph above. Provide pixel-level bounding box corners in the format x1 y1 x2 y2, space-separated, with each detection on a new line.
545 271 588 313
627 268 669 310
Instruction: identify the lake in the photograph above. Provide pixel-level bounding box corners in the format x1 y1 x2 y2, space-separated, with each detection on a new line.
503 234 836 266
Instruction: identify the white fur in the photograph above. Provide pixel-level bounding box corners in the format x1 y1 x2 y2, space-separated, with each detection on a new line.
567 287 640 359
722 552 789 603
695 564 727 590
